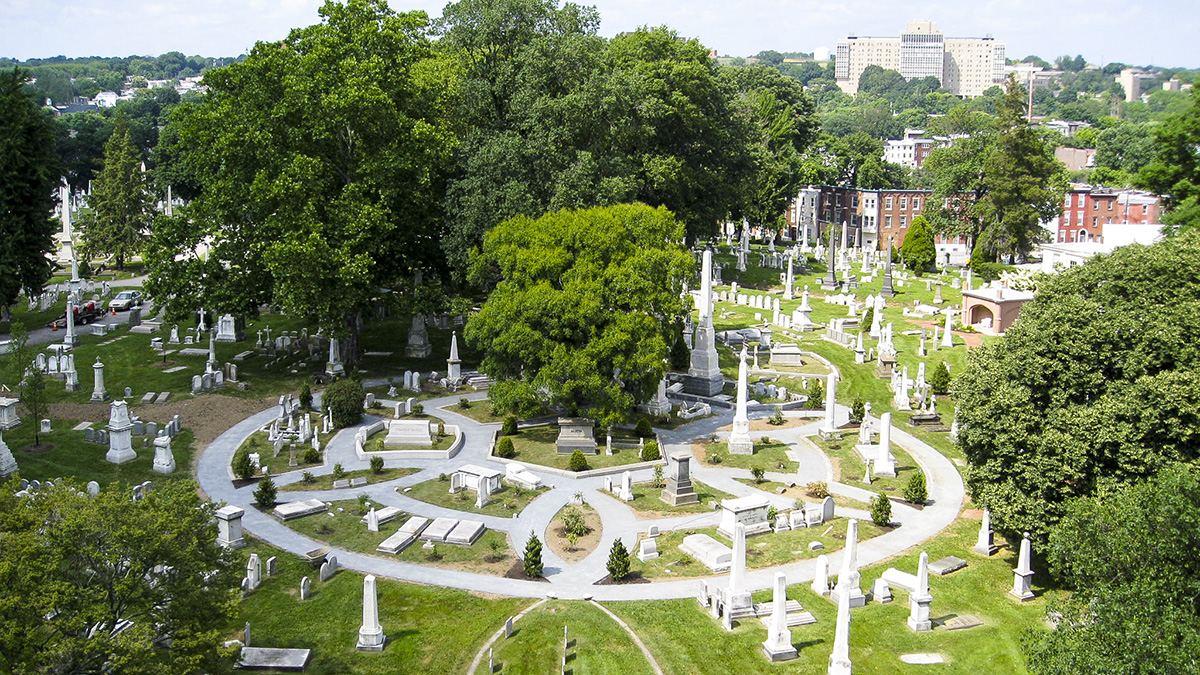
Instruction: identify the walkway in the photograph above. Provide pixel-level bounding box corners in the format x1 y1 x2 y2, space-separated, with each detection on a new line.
195 391 965 601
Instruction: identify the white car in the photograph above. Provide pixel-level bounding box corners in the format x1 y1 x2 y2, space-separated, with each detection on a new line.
108 290 144 311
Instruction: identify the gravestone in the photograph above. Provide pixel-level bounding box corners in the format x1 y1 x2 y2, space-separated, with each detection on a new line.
555 418 597 455
300 576 311 600
637 538 659 562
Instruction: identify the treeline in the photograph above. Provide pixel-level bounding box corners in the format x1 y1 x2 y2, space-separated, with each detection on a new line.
0 53 239 106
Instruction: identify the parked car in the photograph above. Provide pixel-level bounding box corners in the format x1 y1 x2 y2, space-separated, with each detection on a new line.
108 290 143 311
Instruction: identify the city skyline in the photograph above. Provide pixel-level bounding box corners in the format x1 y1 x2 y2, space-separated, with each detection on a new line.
0 0 1196 69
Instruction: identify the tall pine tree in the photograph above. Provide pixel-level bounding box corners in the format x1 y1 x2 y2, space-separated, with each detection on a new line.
0 68 58 310
85 114 150 270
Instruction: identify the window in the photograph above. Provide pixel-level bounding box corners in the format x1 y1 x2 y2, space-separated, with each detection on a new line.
1107 200 1113 211
1064 211 1072 227
900 197 908 209
1092 217 1098 227
1065 194 1072 207
885 196 893 209
1079 229 1088 242
900 215 907 228
885 215 892 228
913 197 921 210
1142 204 1149 215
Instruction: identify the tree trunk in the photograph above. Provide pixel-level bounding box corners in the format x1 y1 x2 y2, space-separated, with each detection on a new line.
343 308 362 367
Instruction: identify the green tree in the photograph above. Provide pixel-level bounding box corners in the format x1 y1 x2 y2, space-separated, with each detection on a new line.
2 322 30 389
641 440 660 462
501 415 518 436
559 506 588 537
253 475 278 508
83 114 151 270
20 368 49 446
465 204 693 425
495 436 515 458
232 449 256 481
849 397 865 424
324 378 365 429
0 478 239 673
634 418 653 438
369 455 384 474
955 232 1200 537
1025 465 1200 675
567 450 590 472
929 361 950 395
898 215 936 272
870 492 892 526
606 538 631 581
926 76 1066 261
904 470 928 504
1137 89 1200 230
0 68 58 311
299 383 313 411
522 530 543 577
147 0 456 361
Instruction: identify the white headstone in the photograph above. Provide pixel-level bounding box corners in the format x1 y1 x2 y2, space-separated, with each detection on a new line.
356 574 385 651
907 551 933 631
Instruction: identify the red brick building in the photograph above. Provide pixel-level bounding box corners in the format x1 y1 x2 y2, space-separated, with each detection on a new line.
1055 185 1161 243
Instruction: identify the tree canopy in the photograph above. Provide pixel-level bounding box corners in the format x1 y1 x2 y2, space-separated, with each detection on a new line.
955 231 1200 537
82 114 151 270
1137 88 1200 230
1025 464 1200 675
465 204 692 425
145 0 457 359
897 215 936 272
0 68 59 310
0 478 239 674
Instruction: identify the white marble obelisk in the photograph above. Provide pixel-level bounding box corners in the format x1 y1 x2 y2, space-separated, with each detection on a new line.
827 581 853 675
762 572 797 661
783 255 795 300
357 574 385 650
832 519 864 607
728 346 753 455
973 508 998 556
874 412 897 477
1010 532 1035 601
819 373 840 440
907 552 933 631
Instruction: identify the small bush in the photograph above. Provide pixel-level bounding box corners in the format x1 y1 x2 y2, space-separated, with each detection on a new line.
871 492 892 526
253 475 277 508
523 531 544 578
369 455 384 474
929 362 951 395
301 471 316 484
302 446 321 464
861 307 874 329
751 466 766 484
849 397 865 424
299 384 313 411
458 397 471 409
332 463 346 480
568 450 590 472
495 436 516 459
438 472 448 482
232 449 257 481
412 403 425 415
501 416 518 436
768 410 784 426
356 493 371 515
641 440 661 462
560 506 589 537
708 452 723 464
904 470 928 504
607 539 631 581
652 465 664 488
804 379 824 410
760 435 771 444
634 418 653 438
487 538 504 561
324 378 365 428
437 422 446 438
806 481 830 499
767 505 778 524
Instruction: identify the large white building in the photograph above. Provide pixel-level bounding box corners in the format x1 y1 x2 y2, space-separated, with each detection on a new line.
836 20 1005 97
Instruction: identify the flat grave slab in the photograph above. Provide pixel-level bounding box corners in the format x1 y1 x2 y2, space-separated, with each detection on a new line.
420 517 458 542
350 477 368 487
446 519 485 545
361 506 402 525
928 556 968 576
363 351 393 357
163 366 187 373
943 615 984 631
332 479 350 489
376 531 415 555
178 348 209 356
399 516 429 536
140 392 157 404
273 499 328 521
236 646 311 670
679 534 732 572
233 351 255 361
881 568 918 593
154 392 172 403
128 325 156 334
72 421 93 431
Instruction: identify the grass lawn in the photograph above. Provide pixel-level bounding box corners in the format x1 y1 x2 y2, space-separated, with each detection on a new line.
3 419 196 487
631 517 885 580
441 400 508 425
694 440 797 472
361 415 457 452
402 476 547 517
278 466 421 492
732 478 872 511
605 479 732 517
545 503 603 563
608 516 1053 675
225 539 531 674
491 600 656 675
394 529 514 576
235 430 322 473
505 425 650 472
808 434 920 494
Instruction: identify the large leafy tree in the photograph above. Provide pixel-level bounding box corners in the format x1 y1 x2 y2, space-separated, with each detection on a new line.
926 75 1065 261
465 204 693 425
898 215 936 272
1025 464 1200 675
0 478 239 674
0 67 58 311
146 0 457 360
955 231 1200 538
82 114 151 270
1137 88 1200 230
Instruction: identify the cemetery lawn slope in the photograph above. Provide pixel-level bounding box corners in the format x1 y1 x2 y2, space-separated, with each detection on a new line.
5 419 195 487
404 477 548 516
491 600 656 675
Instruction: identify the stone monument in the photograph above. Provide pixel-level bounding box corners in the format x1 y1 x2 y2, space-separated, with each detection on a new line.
686 247 725 396
152 435 176 474
555 418 597 455
728 346 754 455
1010 532 1035 601
405 314 432 358
762 572 798 661
90 357 109 402
907 552 933 631
661 451 699 506
356 574 385 651
105 400 137 464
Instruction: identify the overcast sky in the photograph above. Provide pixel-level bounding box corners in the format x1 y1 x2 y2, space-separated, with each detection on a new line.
1 0 1195 68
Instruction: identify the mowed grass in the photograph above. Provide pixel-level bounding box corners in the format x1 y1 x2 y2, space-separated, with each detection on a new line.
491 600 656 675
505 425 650 471
223 540 531 674
3 418 196 487
631 517 885 580
603 479 731 517
608 516 1053 675
695 440 797 473
403 476 548 517
278 466 420 492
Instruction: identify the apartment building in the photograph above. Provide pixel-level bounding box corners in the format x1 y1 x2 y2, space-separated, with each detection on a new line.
836 20 1005 97
1054 185 1161 243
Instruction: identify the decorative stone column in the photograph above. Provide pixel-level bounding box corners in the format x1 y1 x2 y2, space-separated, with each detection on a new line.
90 357 109 402
105 400 136 464
357 574 385 651
215 505 247 549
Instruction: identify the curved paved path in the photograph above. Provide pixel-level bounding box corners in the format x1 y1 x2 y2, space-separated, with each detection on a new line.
196 390 965 601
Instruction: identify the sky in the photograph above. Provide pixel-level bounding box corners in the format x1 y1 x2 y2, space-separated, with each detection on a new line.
1 0 1196 68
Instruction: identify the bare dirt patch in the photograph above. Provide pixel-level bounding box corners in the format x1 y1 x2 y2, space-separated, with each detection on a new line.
50 394 276 447
545 504 603 563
